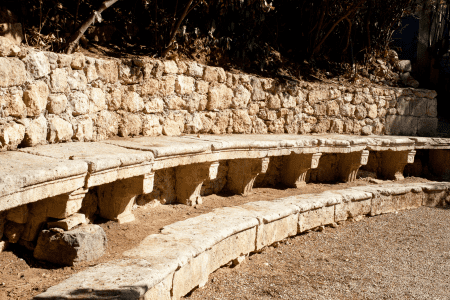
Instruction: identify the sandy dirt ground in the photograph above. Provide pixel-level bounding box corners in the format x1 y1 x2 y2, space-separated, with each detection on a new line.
0 177 432 299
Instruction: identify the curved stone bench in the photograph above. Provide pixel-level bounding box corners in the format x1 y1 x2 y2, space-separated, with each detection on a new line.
1 134 450 247
34 181 450 299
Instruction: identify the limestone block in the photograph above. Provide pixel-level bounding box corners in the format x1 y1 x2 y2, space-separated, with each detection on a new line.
417 117 438 137
23 81 49 116
335 199 371 222
49 68 69 93
3 221 24 243
232 85 251 108
163 60 178 74
46 188 88 219
141 78 160 96
57 54 72 68
33 224 107 266
6 204 28 224
48 116 73 143
67 69 88 91
83 63 98 83
298 206 334 232
327 100 340 116
367 104 377 119
426 99 437 117
95 59 118 83
3 92 26 117
251 78 265 101
175 75 195 95
395 192 423 210
0 57 26 87
175 162 219 206
409 98 427 117
143 97 163 114
281 153 322 188
23 115 47 147
308 90 330 104
355 105 367 120
371 195 396 216
0 122 25 150
187 62 204 78
47 213 87 231
21 201 48 242
0 35 20 56
165 95 186 110
255 214 298 250
71 52 85 70
98 174 154 223
160 75 176 96
232 110 252 133
423 191 447 207
69 92 90 116
119 113 142 137
88 87 107 113
196 80 209 95
73 116 93 142
143 273 173 300
47 94 68 114
94 110 119 140
227 158 270 196
280 93 296 108
397 60 412 72
377 150 416 180
314 103 326 116
385 115 418 136
340 104 355 117
172 251 210 299
23 51 50 78
338 150 369 182
163 119 184 136
0 240 7 253
330 119 344 133
142 115 162 136
207 226 256 274
207 83 233 110
267 94 281 109
121 91 144 112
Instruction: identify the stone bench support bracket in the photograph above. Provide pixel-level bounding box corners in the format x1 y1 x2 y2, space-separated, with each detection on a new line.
227 158 270 196
282 153 322 188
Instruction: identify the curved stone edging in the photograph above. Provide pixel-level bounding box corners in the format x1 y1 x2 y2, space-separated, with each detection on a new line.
35 181 450 299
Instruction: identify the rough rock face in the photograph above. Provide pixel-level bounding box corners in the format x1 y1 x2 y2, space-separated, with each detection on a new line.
33 225 107 266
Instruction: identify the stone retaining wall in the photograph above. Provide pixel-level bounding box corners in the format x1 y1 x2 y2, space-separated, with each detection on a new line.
0 44 438 150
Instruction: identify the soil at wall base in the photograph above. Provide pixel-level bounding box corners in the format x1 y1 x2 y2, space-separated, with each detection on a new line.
0 177 431 299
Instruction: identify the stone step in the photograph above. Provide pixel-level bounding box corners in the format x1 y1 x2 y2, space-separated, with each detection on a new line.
33 181 450 299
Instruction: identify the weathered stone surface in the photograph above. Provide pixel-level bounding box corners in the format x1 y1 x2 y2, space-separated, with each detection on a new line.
67 69 88 90
94 110 119 140
95 59 118 83
142 115 163 136
232 85 251 108
298 206 334 232
417 117 438 137
207 83 233 110
23 81 49 116
397 60 412 72
0 122 25 150
3 91 26 117
0 57 26 87
282 153 321 188
33 224 107 265
49 68 69 93
119 113 142 137
47 94 68 114
48 116 73 143
227 158 269 196
23 116 47 147
23 51 50 78
71 52 85 70
73 116 93 142
68 91 89 115
88 87 107 113
385 115 417 136
6 204 28 224
47 213 87 231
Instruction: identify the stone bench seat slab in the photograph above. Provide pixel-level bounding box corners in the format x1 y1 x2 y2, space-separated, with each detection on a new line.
409 137 450 149
102 136 211 158
366 136 415 151
0 152 88 211
19 143 154 188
